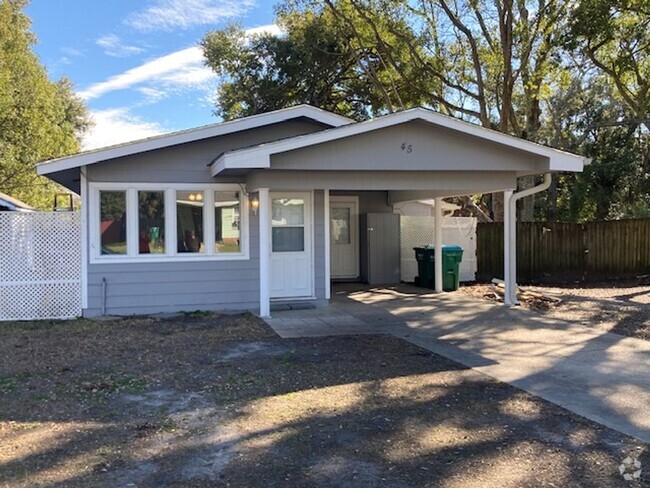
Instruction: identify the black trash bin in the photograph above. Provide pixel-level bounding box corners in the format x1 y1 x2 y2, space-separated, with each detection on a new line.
414 245 464 291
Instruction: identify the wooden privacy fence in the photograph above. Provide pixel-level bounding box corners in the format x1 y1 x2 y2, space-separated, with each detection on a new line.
476 218 650 283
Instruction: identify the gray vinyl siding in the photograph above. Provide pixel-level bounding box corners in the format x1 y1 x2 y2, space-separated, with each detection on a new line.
83 119 329 316
84 212 260 317
87 119 330 184
313 190 326 300
270 120 547 172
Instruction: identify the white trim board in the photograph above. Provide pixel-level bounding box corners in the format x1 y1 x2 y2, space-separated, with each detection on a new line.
37 105 353 175
212 107 590 175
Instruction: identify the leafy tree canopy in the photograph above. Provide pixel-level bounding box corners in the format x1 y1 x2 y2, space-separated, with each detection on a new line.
0 0 91 209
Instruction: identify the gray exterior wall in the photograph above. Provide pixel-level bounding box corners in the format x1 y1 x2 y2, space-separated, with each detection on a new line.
85 212 260 317
313 190 327 300
270 120 548 173
88 119 329 184
84 119 328 317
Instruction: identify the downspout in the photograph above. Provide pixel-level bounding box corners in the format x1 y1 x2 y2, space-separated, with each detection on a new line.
506 173 552 305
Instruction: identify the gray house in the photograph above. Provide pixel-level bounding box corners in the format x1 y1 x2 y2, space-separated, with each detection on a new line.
37 105 588 317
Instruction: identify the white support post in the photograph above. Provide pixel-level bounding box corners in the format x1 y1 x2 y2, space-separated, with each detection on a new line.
324 189 331 300
434 197 443 292
80 166 88 310
258 188 271 318
503 190 514 306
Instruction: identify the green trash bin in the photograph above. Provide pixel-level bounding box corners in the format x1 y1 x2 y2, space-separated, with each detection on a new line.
414 245 464 291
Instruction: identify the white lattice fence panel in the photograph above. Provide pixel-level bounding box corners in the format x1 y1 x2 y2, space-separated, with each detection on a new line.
0 212 81 320
400 216 477 282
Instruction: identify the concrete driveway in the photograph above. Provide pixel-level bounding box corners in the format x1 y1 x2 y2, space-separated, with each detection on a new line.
266 284 650 444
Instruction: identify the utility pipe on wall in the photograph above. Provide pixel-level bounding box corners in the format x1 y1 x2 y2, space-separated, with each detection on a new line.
506 173 552 305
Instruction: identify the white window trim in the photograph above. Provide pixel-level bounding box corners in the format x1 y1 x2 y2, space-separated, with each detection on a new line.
89 182 249 264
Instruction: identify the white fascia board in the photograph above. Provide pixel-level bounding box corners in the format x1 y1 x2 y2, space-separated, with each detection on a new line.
37 105 353 176
214 107 588 174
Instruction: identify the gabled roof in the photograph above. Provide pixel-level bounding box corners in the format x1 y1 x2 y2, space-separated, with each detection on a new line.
37 105 353 176
211 107 589 176
0 192 34 212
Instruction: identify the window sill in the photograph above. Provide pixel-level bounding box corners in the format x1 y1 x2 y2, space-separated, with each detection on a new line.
90 253 250 265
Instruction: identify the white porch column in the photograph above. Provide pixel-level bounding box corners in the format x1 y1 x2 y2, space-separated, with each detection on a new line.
258 188 271 318
323 189 331 300
434 197 443 292
503 190 514 305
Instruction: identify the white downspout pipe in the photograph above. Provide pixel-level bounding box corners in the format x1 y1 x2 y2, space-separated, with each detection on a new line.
434 197 443 292
503 190 514 305
507 173 552 305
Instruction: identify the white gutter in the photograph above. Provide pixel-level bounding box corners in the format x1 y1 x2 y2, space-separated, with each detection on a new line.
505 173 552 305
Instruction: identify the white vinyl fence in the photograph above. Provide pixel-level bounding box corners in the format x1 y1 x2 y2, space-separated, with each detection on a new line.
0 212 81 321
400 216 477 283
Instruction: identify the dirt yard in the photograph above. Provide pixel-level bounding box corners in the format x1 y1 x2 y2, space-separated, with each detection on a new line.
460 278 650 341
0 313 647 487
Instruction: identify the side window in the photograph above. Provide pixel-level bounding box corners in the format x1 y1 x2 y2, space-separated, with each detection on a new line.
215 190 241 253
99 190 127 255
137 191 165 254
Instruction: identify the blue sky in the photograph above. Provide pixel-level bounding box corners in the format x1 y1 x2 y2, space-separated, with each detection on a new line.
26 0 278 149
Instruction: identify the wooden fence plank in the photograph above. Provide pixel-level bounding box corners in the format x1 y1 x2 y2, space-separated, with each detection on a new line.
476 218 650 283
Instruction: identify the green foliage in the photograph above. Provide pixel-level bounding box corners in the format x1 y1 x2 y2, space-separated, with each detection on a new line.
201 1 432 121
0 0 91 209
199 0 650 221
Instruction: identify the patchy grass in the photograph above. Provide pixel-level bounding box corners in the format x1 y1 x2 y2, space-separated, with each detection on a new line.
0 312 646 487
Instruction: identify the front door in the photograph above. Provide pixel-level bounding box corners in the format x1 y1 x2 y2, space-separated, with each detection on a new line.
270 192 313 298
330 197 359 279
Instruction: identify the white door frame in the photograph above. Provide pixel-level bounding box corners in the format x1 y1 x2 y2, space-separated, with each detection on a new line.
269 191 314 300
329 195 360 280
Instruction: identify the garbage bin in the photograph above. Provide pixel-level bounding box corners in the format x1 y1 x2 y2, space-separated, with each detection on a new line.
413 245 464 291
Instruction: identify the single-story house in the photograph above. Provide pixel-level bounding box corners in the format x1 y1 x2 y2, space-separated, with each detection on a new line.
37 105 588 317
0 192 35 212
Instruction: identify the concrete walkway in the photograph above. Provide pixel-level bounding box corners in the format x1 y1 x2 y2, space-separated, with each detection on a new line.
266 285 650 444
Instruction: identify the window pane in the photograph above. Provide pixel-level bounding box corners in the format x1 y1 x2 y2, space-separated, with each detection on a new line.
272 198 304 226
331 207 351 244
272 227 304 252
176 191 204 253
215 191 241 253
100 191 127 255
138 191 165 254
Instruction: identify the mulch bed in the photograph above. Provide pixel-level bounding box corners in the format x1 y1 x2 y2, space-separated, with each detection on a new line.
0 313 647 487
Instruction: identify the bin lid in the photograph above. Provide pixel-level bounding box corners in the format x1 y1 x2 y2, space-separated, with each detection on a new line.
442 245 463 251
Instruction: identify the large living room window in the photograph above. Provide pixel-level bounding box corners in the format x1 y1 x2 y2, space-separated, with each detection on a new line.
91 184 248 262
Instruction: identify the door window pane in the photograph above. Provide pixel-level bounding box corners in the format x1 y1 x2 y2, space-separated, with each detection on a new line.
272 198 304 225
272 227 305 252
176 191 204 253
138 191 165 254
331 207 351 244
99 191 127 255
215 191 241 253
272 197 305 252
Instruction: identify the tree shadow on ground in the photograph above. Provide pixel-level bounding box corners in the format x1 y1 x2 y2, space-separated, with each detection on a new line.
0 312 646 487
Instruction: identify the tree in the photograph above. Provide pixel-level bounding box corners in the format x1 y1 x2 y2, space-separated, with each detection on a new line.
201 4 431 121
0 0 90 209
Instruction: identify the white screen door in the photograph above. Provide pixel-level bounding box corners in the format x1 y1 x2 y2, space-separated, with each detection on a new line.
330 197 359 279
270 192 313 298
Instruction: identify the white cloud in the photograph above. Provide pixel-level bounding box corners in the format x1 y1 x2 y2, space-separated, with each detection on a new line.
245 24 283 38
125 0 256 32
77 24 281 103
78 46 214 100
83 108 167 150
96 34 145 57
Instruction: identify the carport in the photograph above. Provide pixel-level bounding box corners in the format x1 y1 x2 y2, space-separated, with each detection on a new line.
212 108 589 316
